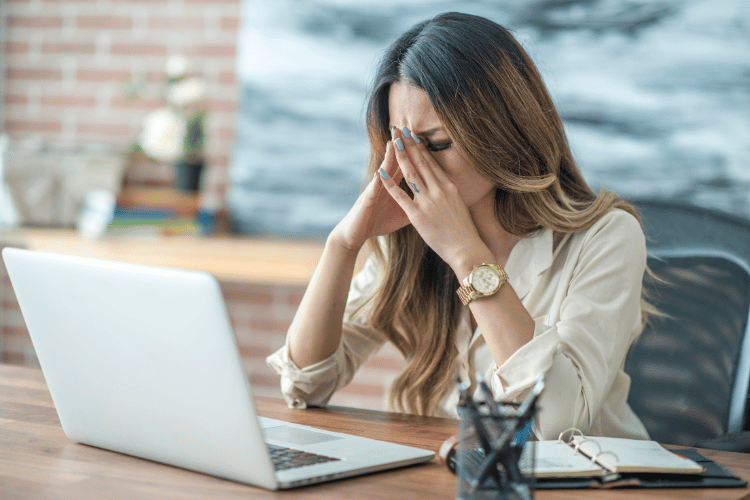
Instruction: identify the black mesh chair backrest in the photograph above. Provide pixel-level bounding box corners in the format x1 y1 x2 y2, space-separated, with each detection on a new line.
625 199 750 447
624 252 750 446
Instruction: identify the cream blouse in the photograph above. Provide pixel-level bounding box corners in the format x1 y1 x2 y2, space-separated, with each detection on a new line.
267 208 650 441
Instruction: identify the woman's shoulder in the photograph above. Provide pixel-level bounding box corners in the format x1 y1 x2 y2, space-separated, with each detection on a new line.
594 207 643 233
589 208 643 235
552 207 643 256
577 207 646 254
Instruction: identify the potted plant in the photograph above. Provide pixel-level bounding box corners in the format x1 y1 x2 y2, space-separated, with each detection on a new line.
174 110 206 192
131 55 208 192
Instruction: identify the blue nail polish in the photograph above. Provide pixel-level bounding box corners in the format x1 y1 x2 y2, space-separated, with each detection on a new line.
379 167 389 180
395 138 404 151
401 127 411 138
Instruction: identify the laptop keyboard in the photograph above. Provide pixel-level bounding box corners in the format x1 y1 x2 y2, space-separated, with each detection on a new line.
267 444 341 471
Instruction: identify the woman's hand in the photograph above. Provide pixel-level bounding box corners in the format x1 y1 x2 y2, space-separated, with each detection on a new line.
377 128 486 270
330 141 411 253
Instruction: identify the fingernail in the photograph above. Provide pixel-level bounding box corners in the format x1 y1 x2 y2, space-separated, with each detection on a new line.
401 127 411 138
395 138 404 151
379 167 389 180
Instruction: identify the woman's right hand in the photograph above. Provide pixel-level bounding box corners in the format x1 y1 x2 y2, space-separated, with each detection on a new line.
330 141 410 252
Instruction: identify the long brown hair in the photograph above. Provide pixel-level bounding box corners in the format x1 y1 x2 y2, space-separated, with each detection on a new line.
362 12 643 416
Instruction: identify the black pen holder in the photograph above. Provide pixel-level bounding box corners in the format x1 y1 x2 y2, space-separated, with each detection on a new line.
456 403 536 500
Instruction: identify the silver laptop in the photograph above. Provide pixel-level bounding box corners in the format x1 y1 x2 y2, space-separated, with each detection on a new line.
2 247 434 489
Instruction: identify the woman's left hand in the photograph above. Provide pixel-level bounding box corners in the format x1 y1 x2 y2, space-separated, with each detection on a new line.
378 128 486 271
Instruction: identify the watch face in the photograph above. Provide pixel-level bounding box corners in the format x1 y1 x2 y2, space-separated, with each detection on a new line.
472 266 501 294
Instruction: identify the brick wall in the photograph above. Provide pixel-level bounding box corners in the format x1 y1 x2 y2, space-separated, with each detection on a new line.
1 0 242 196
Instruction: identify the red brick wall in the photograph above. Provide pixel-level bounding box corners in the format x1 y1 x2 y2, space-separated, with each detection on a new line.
1 0 242 196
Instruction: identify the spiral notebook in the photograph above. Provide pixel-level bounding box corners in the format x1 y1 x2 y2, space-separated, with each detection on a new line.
531 431 746 489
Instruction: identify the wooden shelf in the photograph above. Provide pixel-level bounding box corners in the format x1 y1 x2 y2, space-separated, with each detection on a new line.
0 228 327 286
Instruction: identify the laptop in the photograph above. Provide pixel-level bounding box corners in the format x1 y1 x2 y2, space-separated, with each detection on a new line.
2 247 434 489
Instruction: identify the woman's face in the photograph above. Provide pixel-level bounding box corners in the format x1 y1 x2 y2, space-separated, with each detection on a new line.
387 81 496 211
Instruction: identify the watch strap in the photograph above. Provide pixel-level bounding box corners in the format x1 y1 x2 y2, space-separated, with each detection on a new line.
456 278 475 305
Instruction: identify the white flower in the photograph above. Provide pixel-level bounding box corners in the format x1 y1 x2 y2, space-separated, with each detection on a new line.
165 55 190 80
139 108 186 163
166 77 206 108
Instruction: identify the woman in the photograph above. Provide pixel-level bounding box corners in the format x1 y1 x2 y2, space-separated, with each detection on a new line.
267 12 650 441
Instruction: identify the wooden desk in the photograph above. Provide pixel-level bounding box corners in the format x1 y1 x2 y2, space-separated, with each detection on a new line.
2 365 749 500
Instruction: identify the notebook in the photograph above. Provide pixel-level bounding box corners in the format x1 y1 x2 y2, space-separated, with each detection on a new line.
2 247 434 490
530 431 746 489
533 435 703 479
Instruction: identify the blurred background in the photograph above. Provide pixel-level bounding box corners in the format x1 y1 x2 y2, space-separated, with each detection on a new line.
229 0 750 238
0 0 748 410
1 0 241 235
1 0 748 238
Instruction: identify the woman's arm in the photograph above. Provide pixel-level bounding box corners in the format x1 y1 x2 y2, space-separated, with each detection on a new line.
286 235 360 368
455 258 536 366
287 141 409 368
267 250 386 408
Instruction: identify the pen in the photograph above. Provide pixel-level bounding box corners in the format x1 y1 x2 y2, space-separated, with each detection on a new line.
455 376 505 488
517 374 545 417
455 376 493 453
513 375 544 447
476 372 500 416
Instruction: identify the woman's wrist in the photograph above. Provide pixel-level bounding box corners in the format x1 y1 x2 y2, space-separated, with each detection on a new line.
326 229 364 260
448 247 496 281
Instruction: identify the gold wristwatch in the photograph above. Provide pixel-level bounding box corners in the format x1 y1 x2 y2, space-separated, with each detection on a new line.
456 264 508 305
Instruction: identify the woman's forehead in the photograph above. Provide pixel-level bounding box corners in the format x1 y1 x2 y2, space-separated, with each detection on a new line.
387 81 444 134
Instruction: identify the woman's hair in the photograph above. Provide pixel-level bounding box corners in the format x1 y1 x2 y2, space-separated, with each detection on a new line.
361 12 644 416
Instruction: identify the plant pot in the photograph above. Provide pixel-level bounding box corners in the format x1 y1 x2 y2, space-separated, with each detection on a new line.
174 159 204 192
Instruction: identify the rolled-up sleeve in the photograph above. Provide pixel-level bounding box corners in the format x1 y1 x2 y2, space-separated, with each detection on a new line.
266 254 386 409
491 321 559 398
489 211 647 439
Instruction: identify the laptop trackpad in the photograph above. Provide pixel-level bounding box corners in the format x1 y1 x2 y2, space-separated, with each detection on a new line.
263 425 344 446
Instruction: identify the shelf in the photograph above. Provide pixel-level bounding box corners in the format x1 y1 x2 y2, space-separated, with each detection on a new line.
0 228 326 286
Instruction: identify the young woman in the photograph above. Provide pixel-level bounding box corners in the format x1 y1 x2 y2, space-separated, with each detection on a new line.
267 12 650 441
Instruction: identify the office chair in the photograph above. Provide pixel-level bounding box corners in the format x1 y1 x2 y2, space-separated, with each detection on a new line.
624 199 750 452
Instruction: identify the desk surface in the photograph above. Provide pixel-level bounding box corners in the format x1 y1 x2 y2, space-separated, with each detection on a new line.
2 364 749 500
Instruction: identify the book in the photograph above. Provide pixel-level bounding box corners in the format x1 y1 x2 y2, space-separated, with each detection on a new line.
533 436 703 479
527 432 746 489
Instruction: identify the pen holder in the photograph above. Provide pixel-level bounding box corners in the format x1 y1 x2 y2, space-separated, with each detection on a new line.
456 403 536 500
